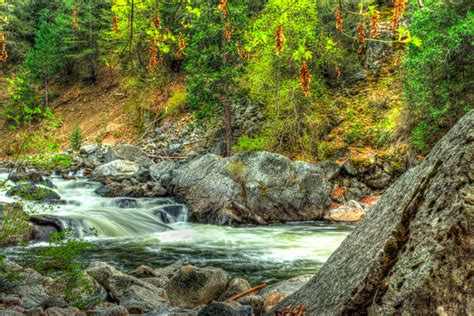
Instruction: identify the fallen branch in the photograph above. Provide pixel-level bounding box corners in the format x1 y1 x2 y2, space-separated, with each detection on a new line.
148 154 188 161
226 283 268 302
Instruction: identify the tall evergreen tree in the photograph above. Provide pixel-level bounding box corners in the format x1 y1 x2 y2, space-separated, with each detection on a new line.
24 18 63 107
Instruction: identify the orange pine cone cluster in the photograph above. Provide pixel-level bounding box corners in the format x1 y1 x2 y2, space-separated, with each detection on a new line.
237 46 251 61
72 9 80 30
275 26 285 54
176 34 186 58
300 61 311 97
392 0 406 30
335 9 343 32
112 14 120 35
153 13 161 29
370 10 379 38
218 0 228 19
0 33 7 64
224 22 233 43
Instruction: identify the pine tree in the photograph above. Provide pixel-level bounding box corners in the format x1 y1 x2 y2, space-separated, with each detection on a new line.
24 17 63 108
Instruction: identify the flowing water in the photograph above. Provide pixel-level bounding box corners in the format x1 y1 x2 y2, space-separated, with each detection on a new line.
0 169 353 284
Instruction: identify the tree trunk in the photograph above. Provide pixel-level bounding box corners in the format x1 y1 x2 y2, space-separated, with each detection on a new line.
221 32 232 157
45 76 49 108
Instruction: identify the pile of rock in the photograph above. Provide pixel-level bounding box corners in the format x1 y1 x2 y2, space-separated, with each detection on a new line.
0 260 311 316
77 143 388 225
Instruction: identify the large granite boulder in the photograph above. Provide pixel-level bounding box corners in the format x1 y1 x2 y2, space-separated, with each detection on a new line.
165 264 230 308
274 111 474 314
168 152 332 225
86 262 169 313
91 160 140 182
105 144 154 167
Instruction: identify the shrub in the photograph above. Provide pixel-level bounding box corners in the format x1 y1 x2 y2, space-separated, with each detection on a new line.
232 135 267 153
226 160 249 185
403 0 474 153
0 76 43 128
70 125 83 151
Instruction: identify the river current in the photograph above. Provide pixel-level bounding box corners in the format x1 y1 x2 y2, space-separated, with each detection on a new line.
0 169 352 284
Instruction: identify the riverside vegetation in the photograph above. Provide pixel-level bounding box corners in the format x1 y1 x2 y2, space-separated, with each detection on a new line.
0 0 472 315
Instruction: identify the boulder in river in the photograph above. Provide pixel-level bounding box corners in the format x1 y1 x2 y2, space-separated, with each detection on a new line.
6 183 61 203
168 152 332 225
92 160 140 182
273 111 474 314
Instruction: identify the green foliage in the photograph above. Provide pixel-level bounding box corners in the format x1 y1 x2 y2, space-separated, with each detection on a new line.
163 90 187 119
185 1 259 119
233 135 268 153
70 125 83 151
24 17 64 87
0 202 30 247
226 160 249 185
404 0 474 153
0 76 43 127
26 230 98 307
244 0 339 155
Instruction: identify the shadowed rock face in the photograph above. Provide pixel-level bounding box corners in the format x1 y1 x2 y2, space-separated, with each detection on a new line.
273 111 474 315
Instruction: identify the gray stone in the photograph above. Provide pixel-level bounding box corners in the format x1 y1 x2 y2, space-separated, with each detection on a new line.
92 160 140 182
86 262 169 313
105 144 153 167
145 307 197 316
149 161 177 188
170 152 332 225
274 111 474 315
198 301 252 316
218 278 251 301
165 264 230 308
88 305 129 316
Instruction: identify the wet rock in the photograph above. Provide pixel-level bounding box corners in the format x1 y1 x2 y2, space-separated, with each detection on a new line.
165 264 230 308
153 209 171 224
324 200 365 222
92 160 140 182
95 183 145 198
6 183 61 203
105 144 154 168
115 198 138 209
86 262 169 313
198 301 252 316
8 170 55 188
218 278 251 301
149 161 177 189
275 111 474 315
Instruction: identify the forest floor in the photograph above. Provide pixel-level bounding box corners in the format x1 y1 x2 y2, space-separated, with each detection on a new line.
0 70 138 158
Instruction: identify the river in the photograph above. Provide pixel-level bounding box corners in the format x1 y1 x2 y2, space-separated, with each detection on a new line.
0 169 352 284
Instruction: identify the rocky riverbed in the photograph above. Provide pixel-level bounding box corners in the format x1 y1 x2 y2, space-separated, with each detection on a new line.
1 259 314 315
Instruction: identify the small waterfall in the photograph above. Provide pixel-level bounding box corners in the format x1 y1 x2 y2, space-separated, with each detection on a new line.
0 169 353 284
